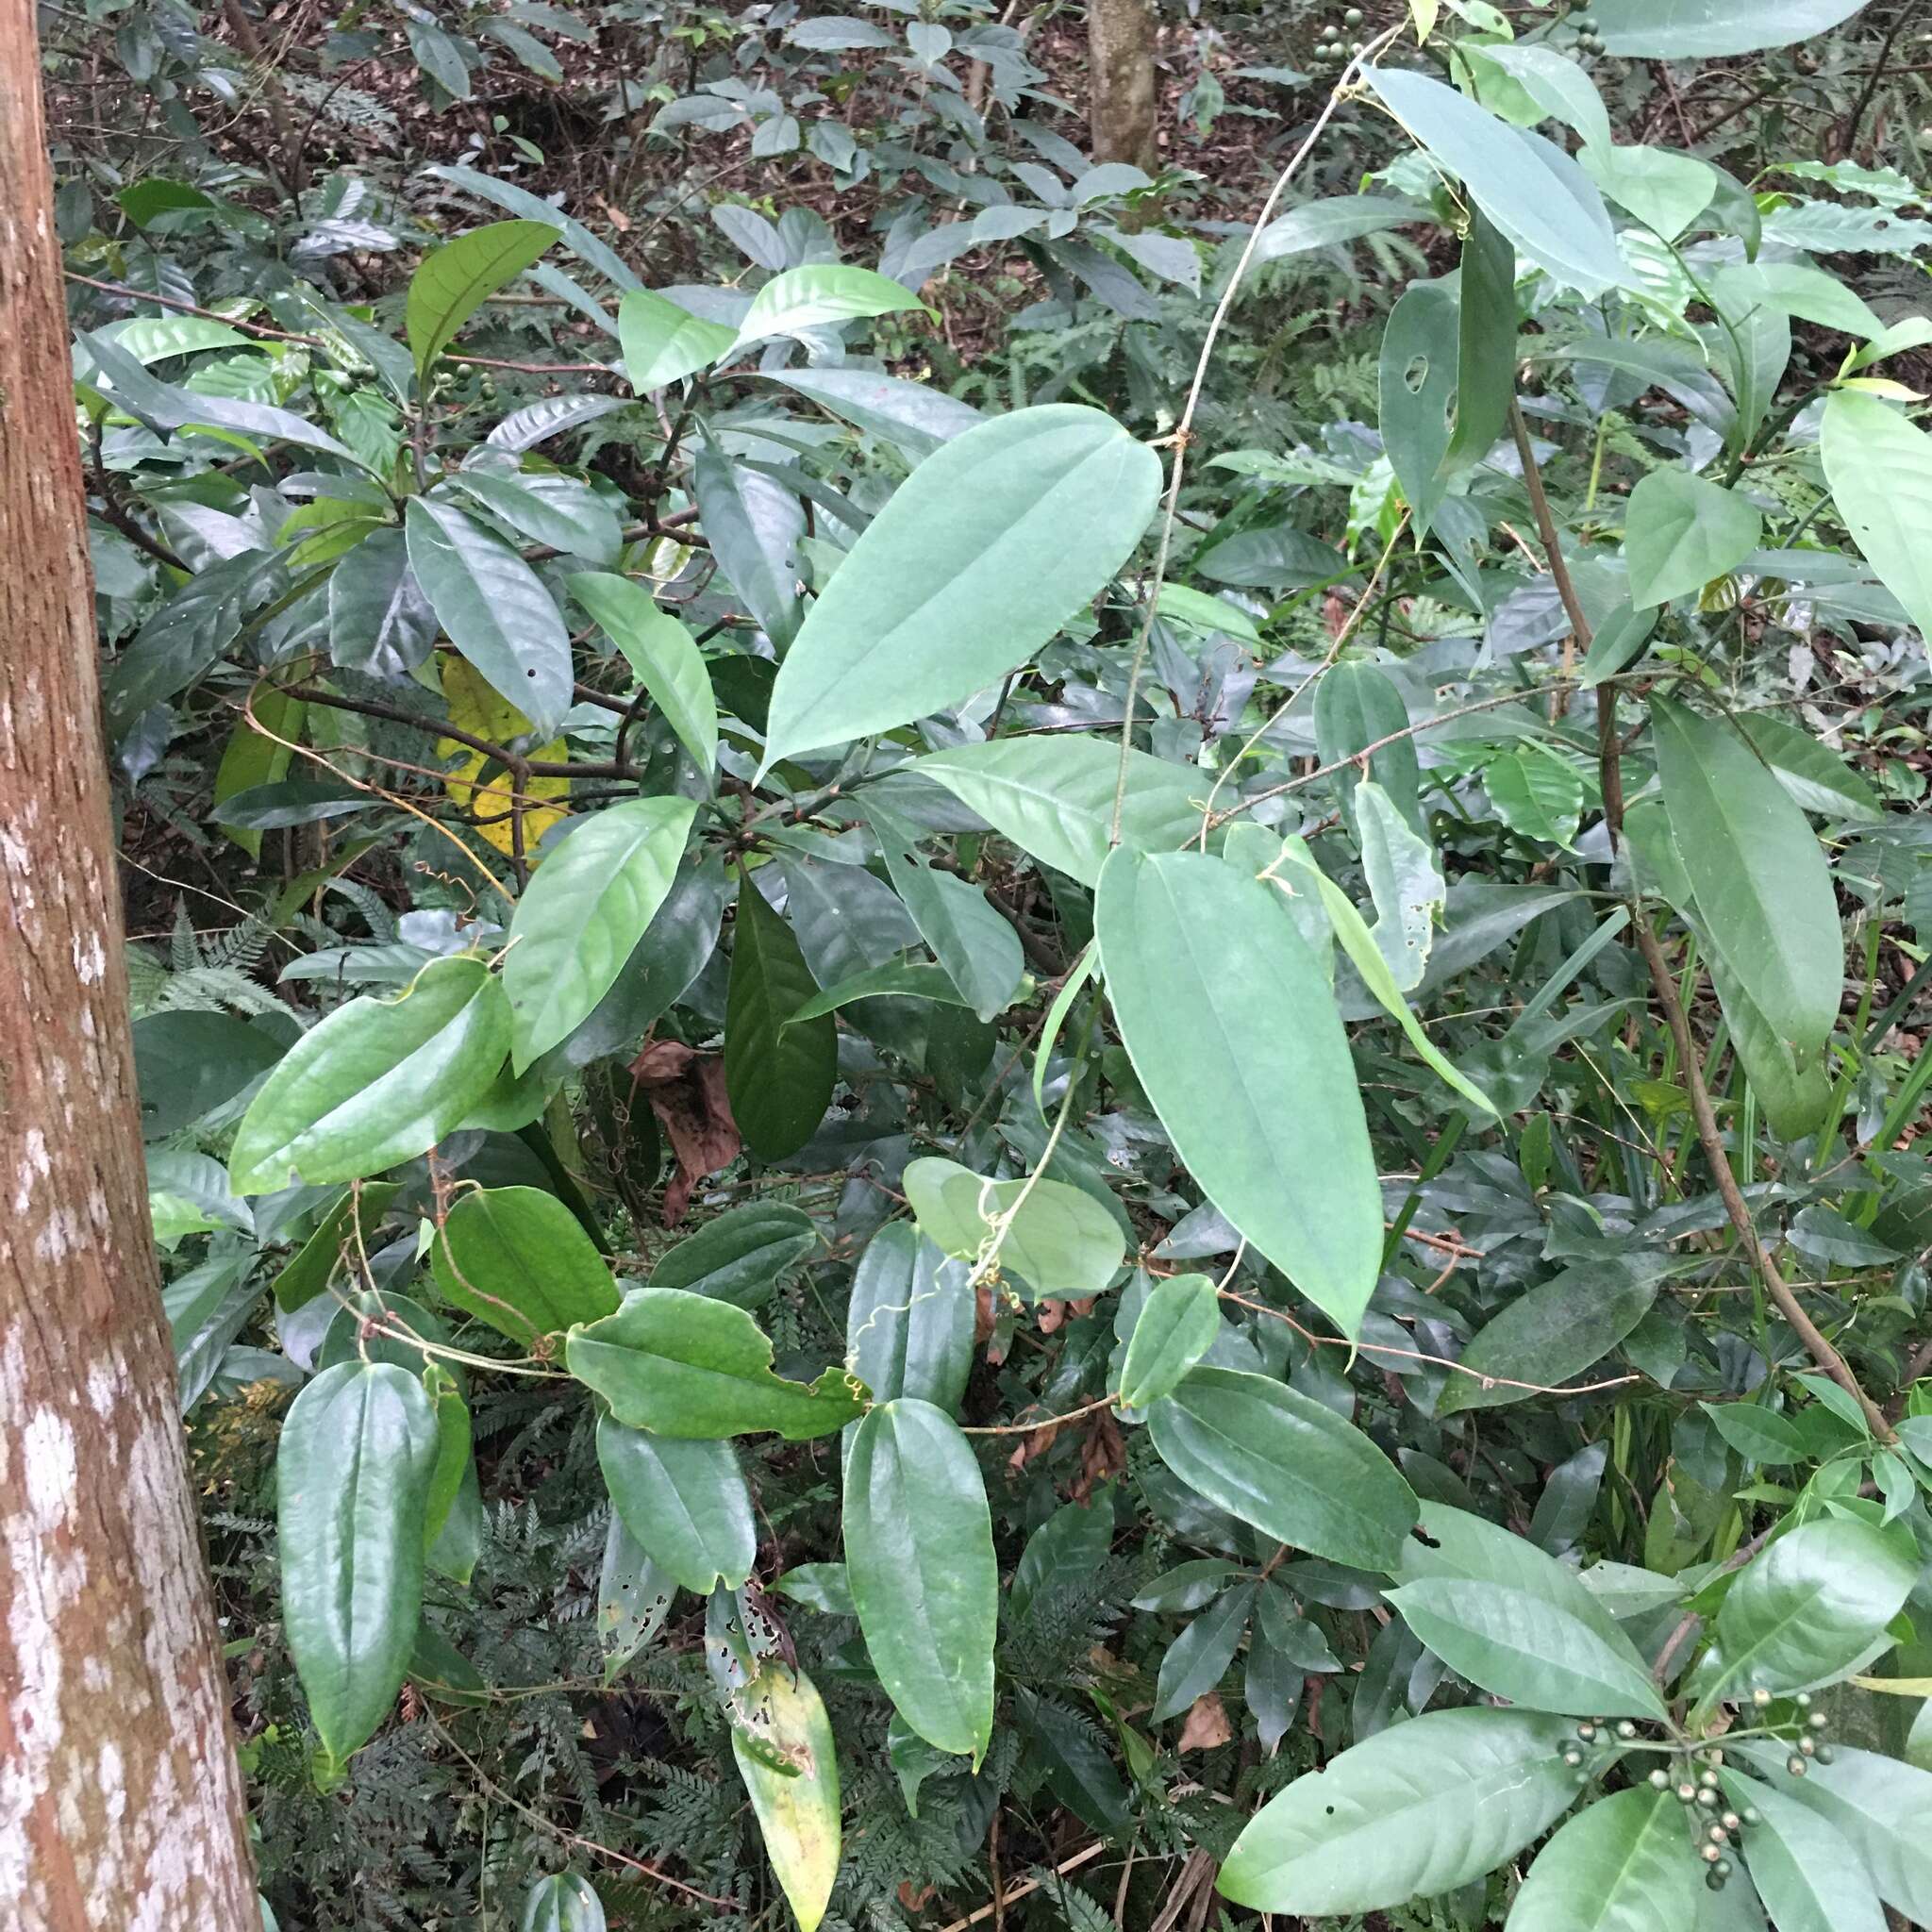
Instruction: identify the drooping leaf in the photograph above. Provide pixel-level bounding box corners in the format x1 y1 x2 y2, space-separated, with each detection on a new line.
1218 1708 1578 1913
844 1398 997 1761
570 574 719 775
1151 1582 1257 1723
692 448 806 651
1821 389 1932 649
273 1183 402 1311
277 1361 441 1766
1445 208 1515 474
725 874 837 1160
566 1288 867 1440
1357 778 1444 992
762 407 1161 768
1118 1274 1221 1409
1624 470 1763 609
1146 1367 1419 1572
229 957 511 1193
597 1515 675 1680
1314 660 1421 838
429 1185 620 1342
1096 848 1382 1335
731 1662 842 1932
1378 280 1460 540
597 1417 756 1594
406 220 558 376
617 287 736 392
503 797 698 1071
1502 1788 1700 1932
844 1222 974 1413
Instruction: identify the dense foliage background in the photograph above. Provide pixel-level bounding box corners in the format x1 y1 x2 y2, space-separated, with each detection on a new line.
35 0 1932 1925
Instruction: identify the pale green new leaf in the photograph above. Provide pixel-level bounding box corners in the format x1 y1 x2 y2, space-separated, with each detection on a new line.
617 287 736 391
1503 1788 1700 1932
731 264 928 353
1624 471 1762 609
903 1156 1124 1299
407 220 557 376
570 574 719 775
1118 1274 1220 1409
1821 389 1932 649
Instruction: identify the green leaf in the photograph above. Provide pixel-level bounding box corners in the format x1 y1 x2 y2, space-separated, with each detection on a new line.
273 1183 402 1311
503 796 697 1071
132 1008 283 1139
1723 1774 1885 1932
1736 714 1884 823
420 1363 472 1553
762 407 1161 768
731 264 928 353
1152 1582 1257 1722
651 1203 819 1310
448 471 621 564
768 365 984 461
1471 42 1612 153
570 574 718 775
1585 144 1718 242
1314 660 1422 838
1362 67 1625 298
1703 1520 1917 1700
212 684 303 859
1624 471 1763 609
277 1361 441 1765
844 1398 997 1761
596 1417 755 1594
1581 601 1661 686
1096 848 1382 1335
845 1222 974 1413
1146 1366 1418 1572
731 1662 842 1932
692 449 806 650
1253 194 1424 259
406 496 573 739
1503 1788 1700 1932
429 1185 620 1342
1357 778 1443 992
1218 1707 1578 1913
1596 0 1874 59
902 1156 1125 1299
229 957 510 1193
1652 696 1842 1055
518 1874 607 1932
566 1288 867 1440
786 958 976 1023
725 874 837 1160
406 220 557 377
1437 1257 1665 1415
1378 281 1460 540
1155 583 1264 648
1446 209 1515 474
617 287 736 392
1701 1401 1808 1466
1821 389 1932 649
911 738 1208 888
1118 1274 1221 1409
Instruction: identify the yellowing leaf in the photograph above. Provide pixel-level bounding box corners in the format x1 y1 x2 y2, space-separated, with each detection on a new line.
437 656 569 858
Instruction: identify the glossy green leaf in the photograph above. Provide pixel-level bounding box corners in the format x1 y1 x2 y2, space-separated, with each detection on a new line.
844 1222 974 1413
567 1288 867 1440
1118 1273 1221 1409
1723 1774 1885 1932
617 287 736 391
1151 1582 1257 1722
273 1183 401 1311
420 1363 472 1554
1700 1400 1808 1466
1653 696 1841 1054
1446 209 1514 473
1703 1520 1917 1700
212 684 303 859
1218 1707 1577 1913
651 1202 819 1309
1146 1367 1418 1572
1503 1788 1700 1932
1597 0 1874 59
902 1156 1124 1298
406 220 557 376
1437 1257 1665 1415
761 407 1161 768
844 1398 996 1761
406 496 574 738
786 958 975 1022
229 957 510 1193
1096 847 1382 1335
911 738 1208 888
503 796 697 1070
1486 744 1586 849
731 1662 842 1932
597 1417 756 1594
1378 280 1460 539
429 1185 620 1342
732 263 928 353
1736 714 1885 823
726 874 837 1160
692 446 805 650
1253 194 1424 259
571 573 718 776
1363 67 1625 297
1624 471 1763 609
768 365 983 460
447 470 620 564
1821 389 1932 647
518 1874 606 1932
277 1361 441 1765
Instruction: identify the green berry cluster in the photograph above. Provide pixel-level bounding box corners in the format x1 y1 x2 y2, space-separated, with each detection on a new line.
1309 8 1365 69
1571 10 1607 55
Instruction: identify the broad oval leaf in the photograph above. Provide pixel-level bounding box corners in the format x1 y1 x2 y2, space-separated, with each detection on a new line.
566 1288 867 1440
407 219 558 376
1597 0 1875 59
570 573 718 775
429 1185 620 1342
1624 470 1763 610
278 1361 441 1765
1653 696 1841 1054
1118 1273 1221 1409
406 495 573 739
1146 1366 1419 1572
844 1398 997 1761
503 796 698 1070
1821 388 1932 648
651 1202 819 1309
911 737 1208 888
1315 658 1422 837
725 874 837 1160
731 1662 842 1932
229 957 510 1193
617 287 736 392
1096 848 1382 1335
519 1874 606 1932
596 1417 756 1594
1503 1787 1700 1932
903 1155 1125 1299
762 406 1161 768
844 1221 974 1412
1218 1707 1577 1913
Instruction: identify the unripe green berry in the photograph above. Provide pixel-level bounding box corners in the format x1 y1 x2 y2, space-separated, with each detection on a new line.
1577 1724 1597 1741
1798 1736 1816 1757
1617 1721 1638 1739
1788 1756 1807 1777
1721 1811 1741 1832
1707 1874 1728 1893
1815 1744 1836 1764
1707 1824 1727 1844
1344 6 1363 21
1715 1859 1733 1879
1697 1787 1720 1807
1562 1747 1583 1767
1807 1710 1827 1729
1742 1807 1761 1826
1795 1692 1812 1708
1699 1768 1720 1788
1677 1781 1699 1803
1702 1844 1723 1864
1649 1768 1671 1790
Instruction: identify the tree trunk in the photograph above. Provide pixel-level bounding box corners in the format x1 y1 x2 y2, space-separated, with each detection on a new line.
1088 0 1159 173
0 6 260 1926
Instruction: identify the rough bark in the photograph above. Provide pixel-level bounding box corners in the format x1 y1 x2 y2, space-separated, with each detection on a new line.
0 7 261 1926
1087 0 1159 173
